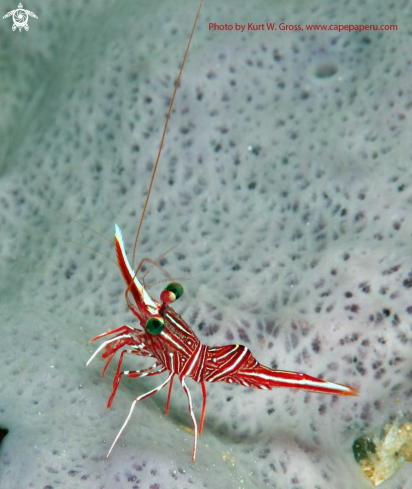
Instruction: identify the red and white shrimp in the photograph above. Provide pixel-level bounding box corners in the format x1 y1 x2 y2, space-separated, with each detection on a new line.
87 0 358 463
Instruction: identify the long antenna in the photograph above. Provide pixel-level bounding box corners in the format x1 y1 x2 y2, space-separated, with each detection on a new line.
131 0 204 269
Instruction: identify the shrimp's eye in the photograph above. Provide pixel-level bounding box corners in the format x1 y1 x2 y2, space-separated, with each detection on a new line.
146 316 164 335
160 282 184 304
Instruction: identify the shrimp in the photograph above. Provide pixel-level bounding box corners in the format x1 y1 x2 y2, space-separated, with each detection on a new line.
87 0 358 462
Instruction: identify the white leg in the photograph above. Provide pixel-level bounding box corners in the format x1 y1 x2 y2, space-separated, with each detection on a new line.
180 376 198 462
106 372 174 459
86 334 132 366
111 351 158 389
123 364 166 378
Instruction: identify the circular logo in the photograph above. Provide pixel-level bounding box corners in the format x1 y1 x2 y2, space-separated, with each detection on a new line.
13 8 28 29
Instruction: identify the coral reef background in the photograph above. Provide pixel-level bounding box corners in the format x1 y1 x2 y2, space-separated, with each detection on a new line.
0 0 411 487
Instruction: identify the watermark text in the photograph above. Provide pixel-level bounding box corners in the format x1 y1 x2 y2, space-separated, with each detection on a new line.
208 22 398 33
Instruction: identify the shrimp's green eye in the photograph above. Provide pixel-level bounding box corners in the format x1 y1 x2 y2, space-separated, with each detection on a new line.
146 316 164 335
160 282 184 304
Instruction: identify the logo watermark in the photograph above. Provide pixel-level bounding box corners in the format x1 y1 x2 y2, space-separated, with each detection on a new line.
3 3 38 32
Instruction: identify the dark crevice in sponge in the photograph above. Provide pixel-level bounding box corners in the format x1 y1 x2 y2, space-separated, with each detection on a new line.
0 427 9 445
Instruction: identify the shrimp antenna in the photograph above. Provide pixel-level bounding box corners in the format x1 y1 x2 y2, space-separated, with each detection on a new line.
131 0 204 269
53 236 116 265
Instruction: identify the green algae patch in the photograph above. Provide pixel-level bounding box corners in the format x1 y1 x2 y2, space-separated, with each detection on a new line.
354 419 412 485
